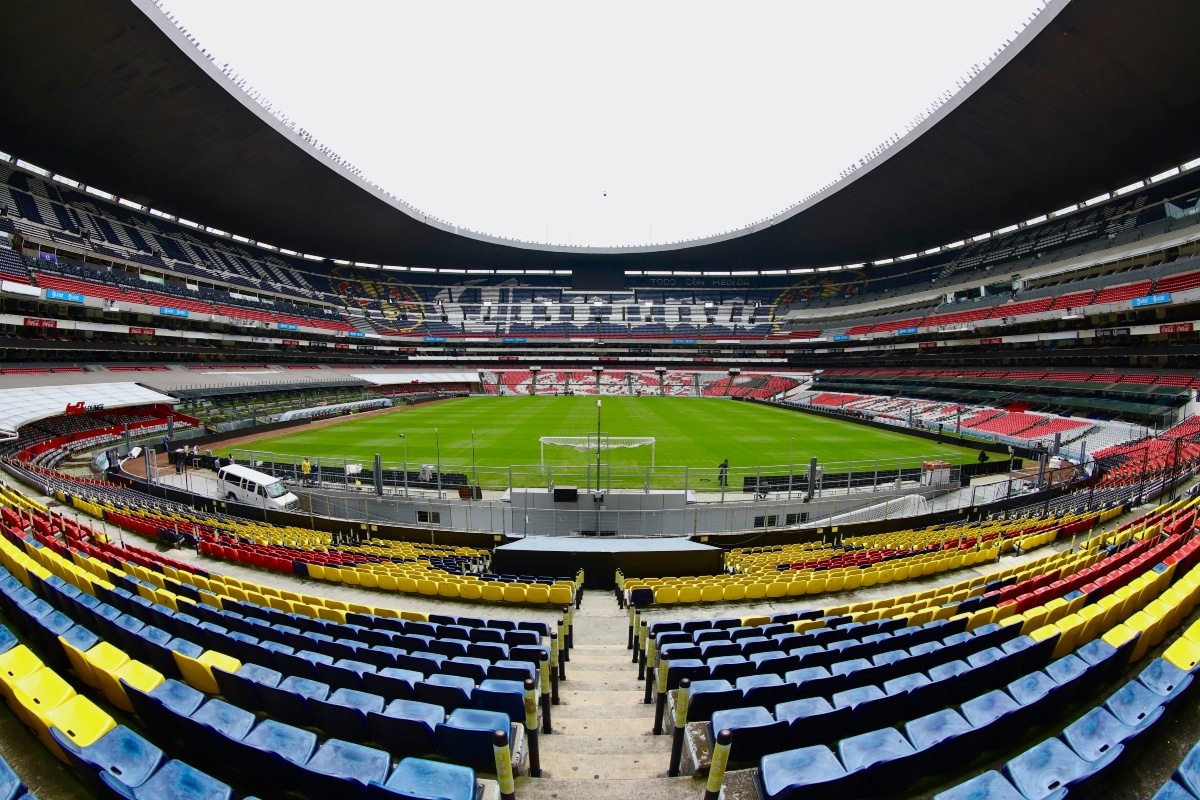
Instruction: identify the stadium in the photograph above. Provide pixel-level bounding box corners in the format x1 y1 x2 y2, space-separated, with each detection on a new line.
0 0 1199 798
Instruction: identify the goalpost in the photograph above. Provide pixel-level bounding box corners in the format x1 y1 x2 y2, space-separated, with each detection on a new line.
539 435 656 470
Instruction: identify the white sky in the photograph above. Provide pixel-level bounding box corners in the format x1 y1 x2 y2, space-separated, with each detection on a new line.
161 0 1045 248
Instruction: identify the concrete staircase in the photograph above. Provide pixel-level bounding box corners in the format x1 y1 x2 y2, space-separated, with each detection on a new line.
516 595 703 800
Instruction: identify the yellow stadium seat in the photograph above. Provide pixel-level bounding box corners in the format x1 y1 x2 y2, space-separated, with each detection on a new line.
323 568 343 584
805 577 826 595
267 596 293 613
10 668 74 729
909 608 934 627
481 584 505 603
1041 598 1068 627
0 646 44 700
416 579 438 597
744 583 767 601
1163 636 1200 673
1028 624 1061 652
77 643 129 692
723 584 746 602
503 585 527 603
765 581 788 599
37 694 115 763
92 660 164 713
1051 614 1087 659
341 570 361 587
460 583 483 601
152 590 179 613
549 586 574 605
358 572 379 589
1019 607 1049 636
1101 623 1140 662
529 585 554 604
375 607 401 619
701 584 724 602
347 603 373 615
397 577 419 594
823 575 844 593
653 586 678 605
1062 592 1088 616
317 607 346 624
173 650 241 695
377 575 399 592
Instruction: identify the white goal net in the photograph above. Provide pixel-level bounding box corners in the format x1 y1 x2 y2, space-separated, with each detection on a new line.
539 436 655 469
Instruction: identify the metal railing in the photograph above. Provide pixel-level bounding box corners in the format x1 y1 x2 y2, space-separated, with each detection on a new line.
230 448 965 498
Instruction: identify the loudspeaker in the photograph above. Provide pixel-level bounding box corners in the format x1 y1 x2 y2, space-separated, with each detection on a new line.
553 486 578 503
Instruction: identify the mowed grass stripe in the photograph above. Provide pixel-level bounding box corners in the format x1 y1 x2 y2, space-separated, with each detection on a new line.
228 397 978 473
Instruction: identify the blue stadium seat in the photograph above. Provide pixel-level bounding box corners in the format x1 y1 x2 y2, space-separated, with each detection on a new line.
256 675 328 728
758 744 854 800
1139 658 1193 704
1061 707 1137 762
186 699 256 768
363 668 422 703
1177 741 1200 797
749 652 801 677
1006 671 1068 721
775 696 851 749
684 679 742 722
310 687 385 742
124 679 204 750
837 726 921 794
235 719 317 789
50 725 164 796
1104 680 1166 730
1003 737 1121 800
739 673 797 709
960 690 1023 750
471 679 525 723
1074 639 1124 686
904 708 974 767
1151 780 1200 800
415 674 474 712
298 739 391 800
436 708 512 767
367 757 476 800
709 706 786 762
931 770 1028 800
367 699 444 758
213 663 279 712
99 758 233 800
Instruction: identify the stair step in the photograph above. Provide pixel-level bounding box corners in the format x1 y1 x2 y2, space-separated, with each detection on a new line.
534 751 670 780
513 776 702 800
544 717 657 737
551 703 655 720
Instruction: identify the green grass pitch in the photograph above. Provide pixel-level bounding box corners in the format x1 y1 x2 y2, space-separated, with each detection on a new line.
229 397 979 483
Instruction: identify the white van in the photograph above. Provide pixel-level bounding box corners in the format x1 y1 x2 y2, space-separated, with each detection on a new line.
216 463 299 510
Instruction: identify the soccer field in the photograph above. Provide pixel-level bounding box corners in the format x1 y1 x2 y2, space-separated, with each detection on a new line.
230 396 978 477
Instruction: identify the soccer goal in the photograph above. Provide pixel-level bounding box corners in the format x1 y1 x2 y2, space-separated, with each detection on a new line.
539 435 655 470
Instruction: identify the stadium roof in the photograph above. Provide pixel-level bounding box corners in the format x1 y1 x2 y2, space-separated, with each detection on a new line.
0 383 177 438
1 0 1198 274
